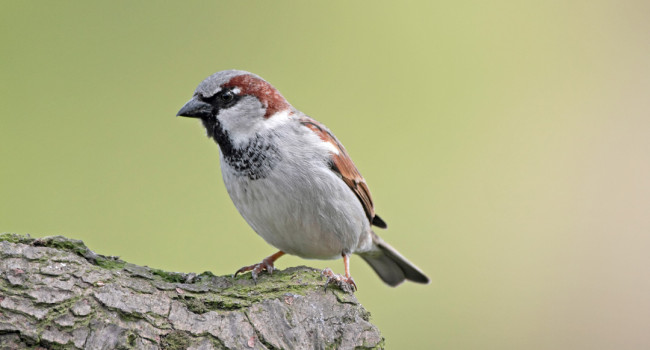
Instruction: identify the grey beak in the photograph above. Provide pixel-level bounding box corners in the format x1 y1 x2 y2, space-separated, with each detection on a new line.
176 98 213 119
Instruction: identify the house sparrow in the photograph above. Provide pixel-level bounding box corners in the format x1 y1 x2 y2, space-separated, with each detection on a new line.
177 70 429 290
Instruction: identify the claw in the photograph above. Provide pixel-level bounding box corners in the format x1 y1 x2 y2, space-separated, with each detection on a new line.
233 251 285 282
321 268 357 293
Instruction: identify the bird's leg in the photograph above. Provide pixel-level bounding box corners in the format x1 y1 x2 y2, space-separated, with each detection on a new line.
322 254 357 293
234 251 285 282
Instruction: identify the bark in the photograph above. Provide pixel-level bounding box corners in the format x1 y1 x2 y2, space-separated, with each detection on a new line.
0 234 384 350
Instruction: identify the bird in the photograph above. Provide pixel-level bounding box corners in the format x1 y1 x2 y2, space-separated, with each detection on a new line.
176 70 429 290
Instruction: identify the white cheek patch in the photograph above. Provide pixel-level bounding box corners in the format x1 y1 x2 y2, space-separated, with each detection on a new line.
216 96 285 147
262 110 292 130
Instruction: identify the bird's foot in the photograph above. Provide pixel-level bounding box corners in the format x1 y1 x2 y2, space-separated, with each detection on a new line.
234 257 276 282
321 268 357 293
233 251 285 283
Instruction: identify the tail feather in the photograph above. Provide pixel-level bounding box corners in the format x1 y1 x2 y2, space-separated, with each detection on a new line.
360 239 430 286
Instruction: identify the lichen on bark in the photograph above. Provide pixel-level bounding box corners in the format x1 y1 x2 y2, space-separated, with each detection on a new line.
0 233 384 349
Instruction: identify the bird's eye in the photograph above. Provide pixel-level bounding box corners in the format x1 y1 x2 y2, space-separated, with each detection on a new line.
221 90 235 103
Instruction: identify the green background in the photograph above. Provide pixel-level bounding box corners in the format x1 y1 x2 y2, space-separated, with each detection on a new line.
2 1 649 348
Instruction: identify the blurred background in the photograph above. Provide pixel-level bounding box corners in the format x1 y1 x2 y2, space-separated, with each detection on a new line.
2 1 649 349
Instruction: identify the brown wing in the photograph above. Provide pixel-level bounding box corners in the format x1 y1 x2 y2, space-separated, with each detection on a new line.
299 116 387 229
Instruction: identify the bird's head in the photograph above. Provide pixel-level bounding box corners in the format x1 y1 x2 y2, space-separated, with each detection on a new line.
177 70 292 147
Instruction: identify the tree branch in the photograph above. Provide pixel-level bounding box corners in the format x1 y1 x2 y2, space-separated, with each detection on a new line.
0 234 384 349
